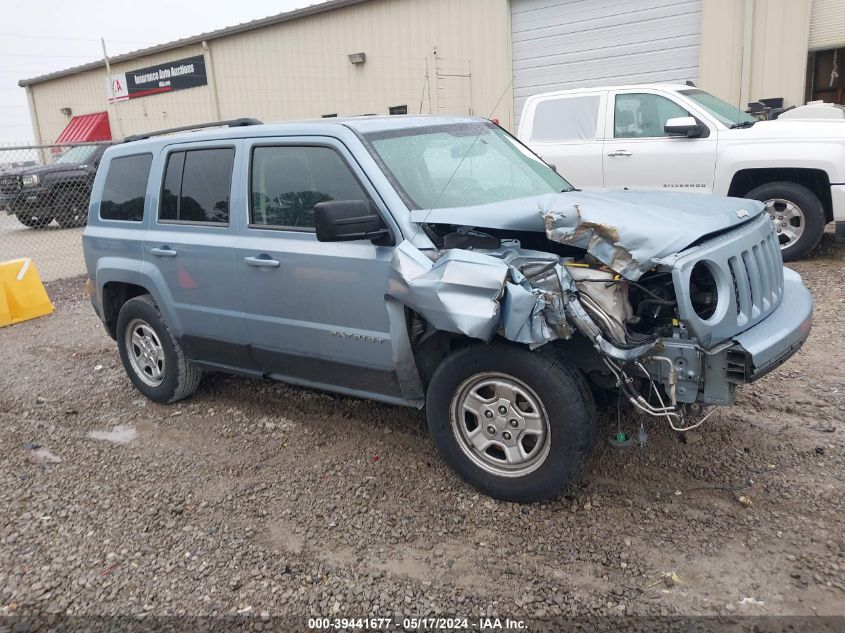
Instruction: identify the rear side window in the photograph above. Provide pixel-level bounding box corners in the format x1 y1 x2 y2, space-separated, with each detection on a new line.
159 148 234 224
531 95 601 142
100 154 153 222
250 146 369 229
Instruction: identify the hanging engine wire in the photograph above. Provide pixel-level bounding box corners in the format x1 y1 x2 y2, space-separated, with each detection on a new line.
601 356 717 433
634 362 716 432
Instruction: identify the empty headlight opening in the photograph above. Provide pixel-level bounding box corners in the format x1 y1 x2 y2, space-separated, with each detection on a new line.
690 261 719 321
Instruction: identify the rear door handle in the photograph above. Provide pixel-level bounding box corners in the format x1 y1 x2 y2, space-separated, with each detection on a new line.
149 246 177 257
607 150 632 157
244 255 280 268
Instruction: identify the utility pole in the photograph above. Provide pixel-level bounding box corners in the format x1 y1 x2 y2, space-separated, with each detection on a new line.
102 38 125 140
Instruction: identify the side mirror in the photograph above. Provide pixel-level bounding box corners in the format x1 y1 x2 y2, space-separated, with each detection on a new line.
664 116 704 138
314 200 392 245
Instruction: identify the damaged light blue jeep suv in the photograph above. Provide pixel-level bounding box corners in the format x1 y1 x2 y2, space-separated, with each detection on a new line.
83 116 813 502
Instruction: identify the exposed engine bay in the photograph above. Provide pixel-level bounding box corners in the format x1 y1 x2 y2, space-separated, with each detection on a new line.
389 196 791 432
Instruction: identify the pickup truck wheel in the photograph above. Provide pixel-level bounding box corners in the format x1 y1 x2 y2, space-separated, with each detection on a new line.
746 182 825 261
426 344 597 503
14 211 53 228
55 190 88 228
116 295 202 403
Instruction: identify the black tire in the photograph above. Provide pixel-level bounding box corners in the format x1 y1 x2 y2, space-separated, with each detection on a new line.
425 343 597 503
54 189 89 228
14 210 53 228
746 182 825 261
115 295 202 403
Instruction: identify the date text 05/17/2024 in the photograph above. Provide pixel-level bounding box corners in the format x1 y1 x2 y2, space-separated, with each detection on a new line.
307 616 528 630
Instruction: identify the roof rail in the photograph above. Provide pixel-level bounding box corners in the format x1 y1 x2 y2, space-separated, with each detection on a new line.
123 118 263 143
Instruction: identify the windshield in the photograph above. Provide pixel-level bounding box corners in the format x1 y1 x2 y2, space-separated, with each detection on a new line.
680 89 757 127
363 122 572 210
54 145 98 165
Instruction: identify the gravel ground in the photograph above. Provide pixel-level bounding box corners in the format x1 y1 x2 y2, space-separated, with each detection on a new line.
0 231 843 628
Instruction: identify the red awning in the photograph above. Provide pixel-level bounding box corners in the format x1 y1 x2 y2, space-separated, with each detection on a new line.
55 112 112 144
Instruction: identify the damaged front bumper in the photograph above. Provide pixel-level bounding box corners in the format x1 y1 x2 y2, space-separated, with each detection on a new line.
655 268 811 407
727 268 812 380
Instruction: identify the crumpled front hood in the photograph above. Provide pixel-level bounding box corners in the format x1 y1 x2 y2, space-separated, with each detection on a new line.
410 190 766 279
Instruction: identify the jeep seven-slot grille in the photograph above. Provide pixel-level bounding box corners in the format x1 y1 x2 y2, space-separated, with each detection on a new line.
0 175 22 195
677 215 785 347
726 227 784 326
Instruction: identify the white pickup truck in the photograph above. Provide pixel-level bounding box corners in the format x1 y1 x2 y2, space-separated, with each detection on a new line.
517 84 845 260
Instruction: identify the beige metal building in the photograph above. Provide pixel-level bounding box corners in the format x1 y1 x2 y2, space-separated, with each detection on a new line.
18 0 845 144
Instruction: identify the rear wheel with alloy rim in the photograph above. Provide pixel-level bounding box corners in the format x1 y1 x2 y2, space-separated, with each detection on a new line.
124 318 166 387
116 295 202 403
746 181 825 262
426 343 597 502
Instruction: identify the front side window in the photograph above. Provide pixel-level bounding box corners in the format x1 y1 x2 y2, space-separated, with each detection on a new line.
531 95 601 142
100 153 153 222
614 93 690 138
159 148 234 224
363 122 571 210
250 146 369 229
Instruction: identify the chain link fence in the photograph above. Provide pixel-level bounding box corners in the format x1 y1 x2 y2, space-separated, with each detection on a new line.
0 142 109 282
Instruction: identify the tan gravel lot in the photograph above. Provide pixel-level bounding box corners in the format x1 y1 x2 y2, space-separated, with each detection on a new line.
0 230 843 628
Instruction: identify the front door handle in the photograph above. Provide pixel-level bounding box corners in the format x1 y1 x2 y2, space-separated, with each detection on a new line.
150 246 177 257
607 149 632 158
244 255 280 268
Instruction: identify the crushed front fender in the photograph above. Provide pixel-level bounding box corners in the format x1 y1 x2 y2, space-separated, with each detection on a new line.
387 240 636 355
387 241 509 341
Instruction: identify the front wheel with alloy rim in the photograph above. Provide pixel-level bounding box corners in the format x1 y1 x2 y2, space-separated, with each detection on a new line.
426 344 597 503
746 181 825 262
116 295 202 403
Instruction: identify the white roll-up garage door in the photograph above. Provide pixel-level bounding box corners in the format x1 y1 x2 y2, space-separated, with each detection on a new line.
809 0 845 50
511 0 702 126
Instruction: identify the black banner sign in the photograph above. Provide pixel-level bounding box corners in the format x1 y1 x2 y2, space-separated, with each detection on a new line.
107 55 207 102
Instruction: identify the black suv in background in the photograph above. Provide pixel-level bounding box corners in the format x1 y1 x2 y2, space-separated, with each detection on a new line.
0 143 109 228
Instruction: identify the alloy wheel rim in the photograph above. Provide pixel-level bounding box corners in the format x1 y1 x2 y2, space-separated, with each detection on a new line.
449 372 551 478
125 318 165 387
764 198 805 250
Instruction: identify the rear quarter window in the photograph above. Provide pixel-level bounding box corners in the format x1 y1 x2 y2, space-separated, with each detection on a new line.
99 154 153 222
531 95 601 142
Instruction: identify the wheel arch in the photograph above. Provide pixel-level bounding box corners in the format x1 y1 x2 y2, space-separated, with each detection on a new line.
97 263 181 340
401 306 498 390
727 168 833 222
101 281 150 339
